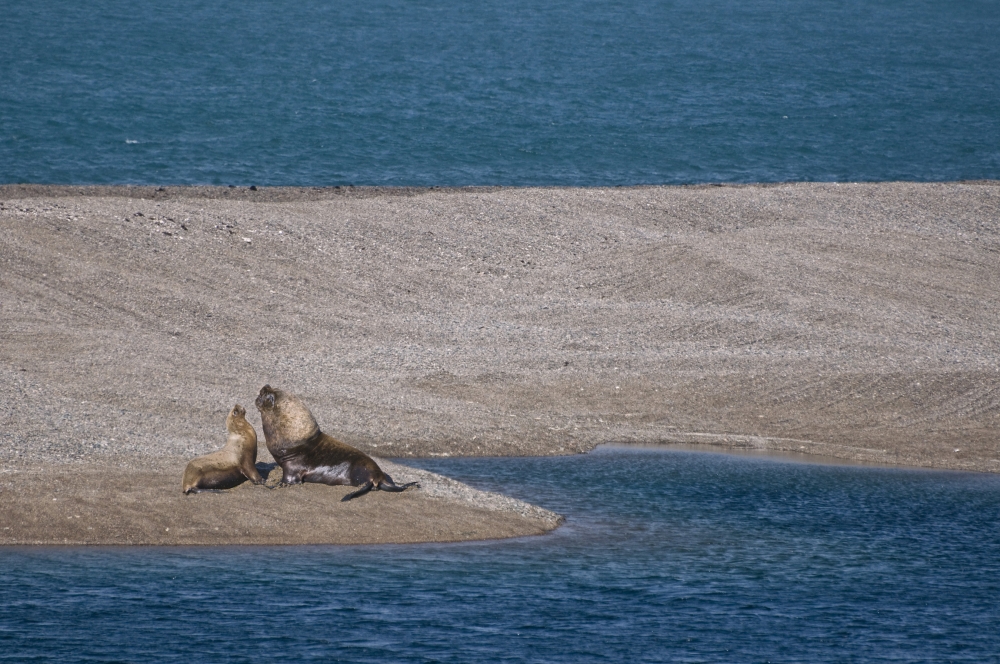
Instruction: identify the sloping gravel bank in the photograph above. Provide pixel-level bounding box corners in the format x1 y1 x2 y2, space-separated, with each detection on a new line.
1 182 998 543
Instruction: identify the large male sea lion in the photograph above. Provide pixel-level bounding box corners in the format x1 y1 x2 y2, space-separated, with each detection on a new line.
254 384 416 501
182 404 264 494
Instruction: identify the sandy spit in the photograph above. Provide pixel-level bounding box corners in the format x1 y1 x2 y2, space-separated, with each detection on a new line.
0 457 561 546
1 182 998 543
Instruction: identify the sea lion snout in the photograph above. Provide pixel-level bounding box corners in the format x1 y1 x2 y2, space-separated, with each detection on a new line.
255 385 276 411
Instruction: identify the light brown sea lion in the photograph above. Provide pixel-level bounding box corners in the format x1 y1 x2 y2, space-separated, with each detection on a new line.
182 404 264 494
254 384 417 501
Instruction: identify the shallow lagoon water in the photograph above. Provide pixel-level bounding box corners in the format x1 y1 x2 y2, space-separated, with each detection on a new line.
2 447 999 662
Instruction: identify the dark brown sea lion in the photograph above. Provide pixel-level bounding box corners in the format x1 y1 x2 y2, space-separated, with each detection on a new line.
254 384 417 501
182 404 264 494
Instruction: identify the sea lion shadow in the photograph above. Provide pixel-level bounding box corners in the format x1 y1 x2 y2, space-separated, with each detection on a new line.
255 462 280 482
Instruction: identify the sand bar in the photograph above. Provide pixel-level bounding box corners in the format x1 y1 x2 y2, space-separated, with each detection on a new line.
2 182 998 544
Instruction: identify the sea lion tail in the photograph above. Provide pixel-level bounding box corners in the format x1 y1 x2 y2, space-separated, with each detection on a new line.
341 481 375 502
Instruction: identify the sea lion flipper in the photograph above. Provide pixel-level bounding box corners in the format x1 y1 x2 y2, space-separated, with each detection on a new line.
341 481 374 502
377 480 418 493
242 468 264 484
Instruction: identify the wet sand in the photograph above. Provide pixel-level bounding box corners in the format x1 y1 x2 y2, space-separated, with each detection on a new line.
2 182 998 544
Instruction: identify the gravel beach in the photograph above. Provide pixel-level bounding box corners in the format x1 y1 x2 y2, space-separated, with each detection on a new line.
2 182 998 544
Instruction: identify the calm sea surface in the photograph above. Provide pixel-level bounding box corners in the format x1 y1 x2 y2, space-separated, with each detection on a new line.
2 0 999 186
2 448 999 662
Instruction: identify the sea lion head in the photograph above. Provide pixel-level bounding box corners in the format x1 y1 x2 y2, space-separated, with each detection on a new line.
226 403 257 448
226 403 251 434
255 385 277 412
254 385 320 455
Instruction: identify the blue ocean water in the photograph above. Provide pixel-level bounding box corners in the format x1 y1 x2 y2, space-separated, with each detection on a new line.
2 0 999 186
2 448 999 663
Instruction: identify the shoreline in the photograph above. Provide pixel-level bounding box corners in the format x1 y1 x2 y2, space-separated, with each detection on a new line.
2 440 985 548
2 181 998 544
0 457 562 547
600 441 990 473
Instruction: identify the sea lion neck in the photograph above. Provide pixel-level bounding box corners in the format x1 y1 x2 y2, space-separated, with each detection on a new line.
226 419 257 455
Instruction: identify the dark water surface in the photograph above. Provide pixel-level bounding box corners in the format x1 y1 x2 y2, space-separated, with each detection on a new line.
2 448 999 662
3 0 999 186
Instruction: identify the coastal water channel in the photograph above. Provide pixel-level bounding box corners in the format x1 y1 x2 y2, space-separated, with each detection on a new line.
3 0 999 186
2 447 999 662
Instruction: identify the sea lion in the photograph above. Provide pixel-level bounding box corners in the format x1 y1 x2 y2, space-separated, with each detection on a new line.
254 384 417 501
182 404 264 494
